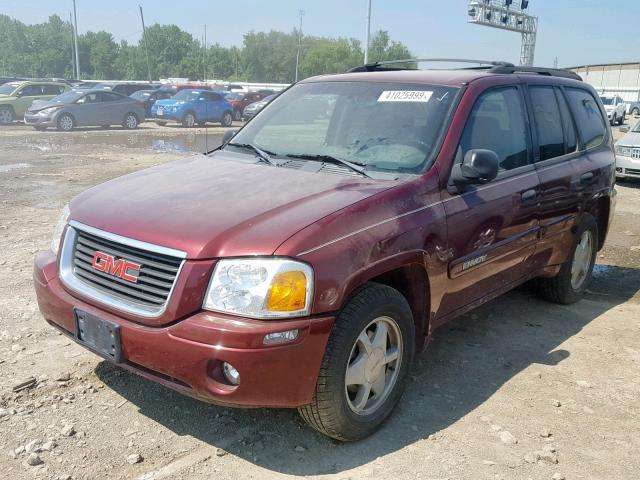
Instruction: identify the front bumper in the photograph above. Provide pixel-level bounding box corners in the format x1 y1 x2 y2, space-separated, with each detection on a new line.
34 250 334 408
24 113 56 127
152 109 182 122
615 154 640 178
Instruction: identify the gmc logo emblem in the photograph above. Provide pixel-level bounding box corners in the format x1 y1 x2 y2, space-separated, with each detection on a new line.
92 251 141 283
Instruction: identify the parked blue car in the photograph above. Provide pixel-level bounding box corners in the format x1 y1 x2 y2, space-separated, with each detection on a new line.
151 89 234 127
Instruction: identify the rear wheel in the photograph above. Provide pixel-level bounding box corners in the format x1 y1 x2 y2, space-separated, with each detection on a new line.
123 113 138 129
534 214 598 305
56 113 74 131
221 111 233 127
298 283 414 441
0 106 14 125
182 112 196 128
632 107 640 116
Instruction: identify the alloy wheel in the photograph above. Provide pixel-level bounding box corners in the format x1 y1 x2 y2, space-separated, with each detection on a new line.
571 230 594 290
344 316 403 416
58 114 74 131
124 114 137 129
183 113 195 128
0 108 14 125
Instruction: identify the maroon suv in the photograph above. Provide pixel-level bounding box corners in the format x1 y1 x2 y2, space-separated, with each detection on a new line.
34 61 616 441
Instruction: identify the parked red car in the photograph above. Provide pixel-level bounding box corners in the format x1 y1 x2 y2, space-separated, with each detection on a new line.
224 90 273 120
34 61 616 441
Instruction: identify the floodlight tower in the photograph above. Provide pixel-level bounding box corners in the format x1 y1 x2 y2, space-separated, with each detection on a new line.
467 0 538 66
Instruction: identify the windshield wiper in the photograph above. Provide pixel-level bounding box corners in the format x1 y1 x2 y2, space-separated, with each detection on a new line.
227 142 278 167
285 153 372 178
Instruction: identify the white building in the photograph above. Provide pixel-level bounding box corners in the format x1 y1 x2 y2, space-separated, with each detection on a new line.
569 62 640 103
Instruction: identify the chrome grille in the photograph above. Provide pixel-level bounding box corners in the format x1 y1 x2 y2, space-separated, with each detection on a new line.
62 223 185 315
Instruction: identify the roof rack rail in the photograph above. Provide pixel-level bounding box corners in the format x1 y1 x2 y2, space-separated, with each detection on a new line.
488 65 582 81
348 58 514 73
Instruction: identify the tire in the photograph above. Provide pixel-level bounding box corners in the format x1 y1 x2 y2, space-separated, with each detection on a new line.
56 113 74 131
610 114 616 126
221 111 233 127
534 214 598 305
618 112 625 125
156 121 167 126
632 108 640 116
182 112 196 128
298 283 415 441
0 106 15 125
123 113 138 130
233 109 241 121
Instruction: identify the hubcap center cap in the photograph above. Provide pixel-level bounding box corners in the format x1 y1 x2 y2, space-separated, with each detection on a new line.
365 348 385 383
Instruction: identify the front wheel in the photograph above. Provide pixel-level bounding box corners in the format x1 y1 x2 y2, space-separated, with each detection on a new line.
221 111 233 127
618 112 625 125
610 114 616 126
534 214 598 305
56 113 74 131
123 113 138 129
0 106 15 125
298 283 415 441
233 109 241 121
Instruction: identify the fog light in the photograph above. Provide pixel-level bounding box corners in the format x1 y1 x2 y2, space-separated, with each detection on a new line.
263 329 298 345
222 362 240 385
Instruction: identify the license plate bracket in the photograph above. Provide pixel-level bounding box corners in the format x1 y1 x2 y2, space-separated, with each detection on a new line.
74 309 122 363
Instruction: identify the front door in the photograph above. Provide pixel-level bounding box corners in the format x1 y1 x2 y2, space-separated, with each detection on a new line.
438 85 541 320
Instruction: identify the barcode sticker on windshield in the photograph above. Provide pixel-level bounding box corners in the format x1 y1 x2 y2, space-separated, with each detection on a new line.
378 91 433 102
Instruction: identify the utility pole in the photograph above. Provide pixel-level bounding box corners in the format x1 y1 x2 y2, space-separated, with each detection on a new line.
69 12 76 78
72 0 80 79
203 24 207 81
139 5 152 83
364 0 372 64
294 10 304 82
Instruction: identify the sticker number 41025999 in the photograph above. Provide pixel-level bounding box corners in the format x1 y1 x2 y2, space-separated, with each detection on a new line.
378 90 433 102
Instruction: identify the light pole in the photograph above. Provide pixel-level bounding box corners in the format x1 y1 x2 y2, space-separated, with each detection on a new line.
72 0 80 79
364 0 372 64
294 10 304 82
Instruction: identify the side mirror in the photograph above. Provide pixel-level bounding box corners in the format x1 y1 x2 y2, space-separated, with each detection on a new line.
620 125 630 133
15 90 25 97
449 149 500 192
222 129 237 145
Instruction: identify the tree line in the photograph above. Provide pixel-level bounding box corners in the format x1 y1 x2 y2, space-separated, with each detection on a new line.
0 14 414 83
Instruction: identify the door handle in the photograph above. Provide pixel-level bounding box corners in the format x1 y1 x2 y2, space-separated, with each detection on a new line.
580 172 595 184
521 189 538 203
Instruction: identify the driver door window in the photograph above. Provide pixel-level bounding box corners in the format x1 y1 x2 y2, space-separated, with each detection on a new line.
459 87 530 173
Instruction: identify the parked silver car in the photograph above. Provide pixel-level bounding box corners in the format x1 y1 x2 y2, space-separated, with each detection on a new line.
242 94 276 120
615 122 640 179
24 89 146 131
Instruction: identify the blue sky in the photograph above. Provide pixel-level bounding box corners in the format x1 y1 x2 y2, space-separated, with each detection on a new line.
3 0 638 68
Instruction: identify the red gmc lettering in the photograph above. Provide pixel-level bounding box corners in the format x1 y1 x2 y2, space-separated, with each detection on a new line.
91 251 141 283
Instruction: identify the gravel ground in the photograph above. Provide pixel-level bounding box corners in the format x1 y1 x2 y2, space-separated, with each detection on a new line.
0 120 639 480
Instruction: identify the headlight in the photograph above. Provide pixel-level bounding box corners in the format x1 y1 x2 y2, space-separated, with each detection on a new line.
39 106 62 115
50 204 70 254
616 145 631 156
203 258 313 319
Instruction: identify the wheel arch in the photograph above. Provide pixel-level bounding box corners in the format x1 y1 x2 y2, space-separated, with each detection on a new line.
583 193 611 251
337 253 431 352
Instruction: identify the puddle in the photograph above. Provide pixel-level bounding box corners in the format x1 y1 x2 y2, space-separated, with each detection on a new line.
0 163 29 173
9 131 222 154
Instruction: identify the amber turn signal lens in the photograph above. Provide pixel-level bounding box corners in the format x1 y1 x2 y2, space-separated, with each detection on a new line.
266 271 307 311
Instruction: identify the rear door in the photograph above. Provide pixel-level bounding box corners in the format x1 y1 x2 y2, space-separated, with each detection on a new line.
439 85 540 318
531 85 610 266
100 91 129 124
204 92 224 121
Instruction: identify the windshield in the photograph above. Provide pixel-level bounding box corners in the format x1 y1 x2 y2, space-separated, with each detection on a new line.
600 97 614 105
131 90 152 99
50 91 84 103
172 90 200 101
227 81 458 173
0 83 20 95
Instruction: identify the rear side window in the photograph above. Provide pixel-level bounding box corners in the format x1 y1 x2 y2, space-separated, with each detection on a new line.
565 88 607 149
100 92 123 102
43 85 65 95
529 86 564 161
556 90 577 153
460 87 530 172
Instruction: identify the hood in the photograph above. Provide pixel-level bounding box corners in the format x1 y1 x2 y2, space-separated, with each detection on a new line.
154 99 185 107
69 152 394 259
28 99 56 111
618 131 640 147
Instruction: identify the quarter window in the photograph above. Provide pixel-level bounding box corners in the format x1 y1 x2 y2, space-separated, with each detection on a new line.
530 86 565 161
460 87 530 172
565 88 607 149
